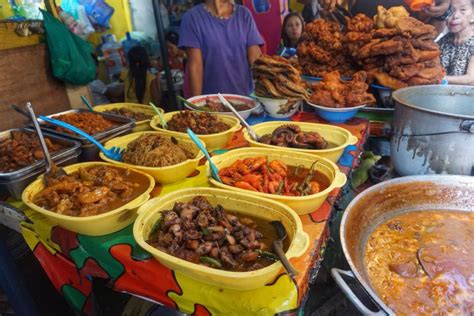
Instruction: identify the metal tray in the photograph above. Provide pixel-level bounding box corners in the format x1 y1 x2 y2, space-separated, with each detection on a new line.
0 150 80 200
35 109 135 144
78 127 132 161
0 128 81 181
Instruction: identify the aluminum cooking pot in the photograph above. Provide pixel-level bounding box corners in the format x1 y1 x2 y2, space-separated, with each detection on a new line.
332 175 474 315
390 85 474 176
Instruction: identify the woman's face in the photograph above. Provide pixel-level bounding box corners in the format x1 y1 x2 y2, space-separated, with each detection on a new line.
447 0 473 33
285 16 303 42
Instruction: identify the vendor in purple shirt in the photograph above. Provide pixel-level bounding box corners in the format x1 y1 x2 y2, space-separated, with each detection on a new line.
178 0 264 96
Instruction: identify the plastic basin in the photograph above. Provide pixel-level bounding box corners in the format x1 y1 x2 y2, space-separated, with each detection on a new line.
100 131 204 184
242 121 358 162
208 148 347 215
22 162 155 236
133 187 309 290
150 111 241 151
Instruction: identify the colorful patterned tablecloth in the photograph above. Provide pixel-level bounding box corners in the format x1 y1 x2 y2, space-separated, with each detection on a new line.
15 114 369 315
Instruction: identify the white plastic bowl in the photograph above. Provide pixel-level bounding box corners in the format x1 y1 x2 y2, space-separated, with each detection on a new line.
185 94 259 120
255 95 301 119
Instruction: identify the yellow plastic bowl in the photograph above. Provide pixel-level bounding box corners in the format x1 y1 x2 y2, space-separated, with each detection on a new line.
150 111 241 151
94 103 163 132
22 162 155 236
100 131 204 184
133 187 309 290
208 148 347 215
243 121 358 163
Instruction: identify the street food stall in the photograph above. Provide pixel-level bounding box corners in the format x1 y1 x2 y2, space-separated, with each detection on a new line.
1 3 474 316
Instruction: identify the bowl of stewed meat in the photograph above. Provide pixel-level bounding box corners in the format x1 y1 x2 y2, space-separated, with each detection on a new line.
133 187 309 290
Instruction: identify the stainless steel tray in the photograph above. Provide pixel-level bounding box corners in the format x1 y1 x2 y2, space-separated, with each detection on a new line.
0 153 80 200
35 109 135 144
0 128 81 181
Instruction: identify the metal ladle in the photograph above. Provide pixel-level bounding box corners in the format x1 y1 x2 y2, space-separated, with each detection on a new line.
271 220 298 278
25 102 66 186
217 93 259 141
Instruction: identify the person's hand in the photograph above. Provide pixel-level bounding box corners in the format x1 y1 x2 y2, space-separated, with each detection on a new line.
318 0 337 11
423 0 450 18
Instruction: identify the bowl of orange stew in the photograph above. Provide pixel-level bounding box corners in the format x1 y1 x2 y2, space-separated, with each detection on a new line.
22 162 155 236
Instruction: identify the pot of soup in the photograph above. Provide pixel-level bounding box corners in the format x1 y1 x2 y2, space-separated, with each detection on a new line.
332 175 474 315
391 85 474 176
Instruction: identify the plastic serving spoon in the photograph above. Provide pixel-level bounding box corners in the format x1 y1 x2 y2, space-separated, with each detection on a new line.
149 102 167 129
80 95 94 111
186 128 221 183
217 93 259 141
39 115 124 161
26 102 67 186
271 220 298 278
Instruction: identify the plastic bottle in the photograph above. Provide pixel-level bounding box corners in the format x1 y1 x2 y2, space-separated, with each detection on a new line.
102 34 126 82
121 32 140 64
252 0 270 13
57 7 84 35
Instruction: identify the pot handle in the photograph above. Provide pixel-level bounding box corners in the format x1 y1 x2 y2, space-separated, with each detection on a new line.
331 268 387 316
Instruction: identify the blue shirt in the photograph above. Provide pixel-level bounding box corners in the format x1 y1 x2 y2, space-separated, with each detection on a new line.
179 4 264 95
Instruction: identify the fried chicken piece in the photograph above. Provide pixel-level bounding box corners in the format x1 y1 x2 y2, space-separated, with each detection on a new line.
415 65 445 80
389 63 423 80
395 17 436 39
369 70 408 90
414 49 440 62
310 90 337 107
347 14 374 33
406 76 442 86
369 39 406 57
372 28 401 39
411 38 439 51
346 92 376 107
297 41 335 65
374 6 409 29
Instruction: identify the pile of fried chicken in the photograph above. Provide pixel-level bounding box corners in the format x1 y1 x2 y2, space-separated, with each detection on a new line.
297 20 355 78
297 6 445 89
310 70 376 108
252 54 309 99
347 7 445 89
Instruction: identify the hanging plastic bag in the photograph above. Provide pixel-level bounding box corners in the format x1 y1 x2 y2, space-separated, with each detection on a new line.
41 9 96 85
77 4 95 38
60 0 80 19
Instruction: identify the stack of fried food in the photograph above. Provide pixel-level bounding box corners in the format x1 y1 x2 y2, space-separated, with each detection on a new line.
253 54 309 99
309 70 376 108
347 6 445 89
297 20 355 77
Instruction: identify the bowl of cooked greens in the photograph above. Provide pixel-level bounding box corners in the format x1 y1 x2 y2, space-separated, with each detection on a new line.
185 94 259 119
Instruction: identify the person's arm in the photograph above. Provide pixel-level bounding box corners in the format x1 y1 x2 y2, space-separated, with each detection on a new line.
318 0 337 11
150 76 162 105
185 48 203 97
446 56 474 85
247 45 262 66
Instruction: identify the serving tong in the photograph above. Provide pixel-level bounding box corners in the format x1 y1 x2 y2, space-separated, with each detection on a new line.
25 102 67 186
323 4 352 29
217 93 259 141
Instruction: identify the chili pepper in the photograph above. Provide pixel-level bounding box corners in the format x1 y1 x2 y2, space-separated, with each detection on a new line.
201 228 209 235
256 249 278 261
200 256 222 268
284 177 289 194
276 180 285 195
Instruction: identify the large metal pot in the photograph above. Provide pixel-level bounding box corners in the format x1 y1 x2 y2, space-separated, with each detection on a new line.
332 175 474 315
391 85 474 176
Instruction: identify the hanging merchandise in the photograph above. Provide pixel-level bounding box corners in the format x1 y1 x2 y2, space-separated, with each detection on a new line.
80 0 114 29
41 9 96 85
60 0 80 19
57 7 85 37
77 4 95 37
102 34 126 82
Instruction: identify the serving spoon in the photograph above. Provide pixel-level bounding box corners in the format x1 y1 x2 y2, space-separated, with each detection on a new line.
217 93 259 141
186 128 222 183
271 220 298 278
25 102 67 186
38 116 124 161
80 95 94 111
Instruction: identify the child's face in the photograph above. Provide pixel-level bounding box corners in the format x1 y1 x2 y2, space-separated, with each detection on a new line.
447 0 473 33
285 16 303 42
